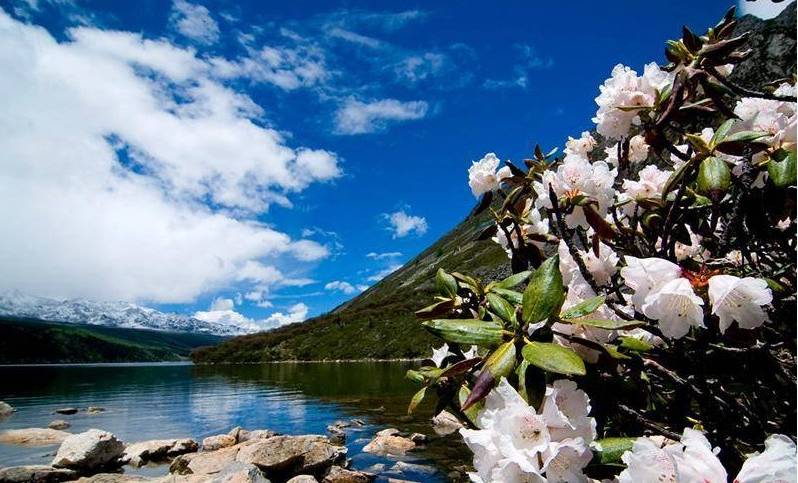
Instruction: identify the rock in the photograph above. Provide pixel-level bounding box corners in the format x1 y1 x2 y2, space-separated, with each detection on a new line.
209 461 270 483
321 466 374 483
326 426 345 445
0 465 76 483
350 419 364 427
431 410 463 436
122 438 198 467
367 407 385 413
409 433 427 444
236 430 276 443
0 401 16 418
361 434 415 456
236 435 345 478
73 475 152 482
87 407 106 414
48 420 71 430
228 427 244 443
51 429 125 471
0 428 71 446
375 428 399 437
389 462 436 475
202 434 237 451
54 408 78 415
286 476 318 483
171 445 240 475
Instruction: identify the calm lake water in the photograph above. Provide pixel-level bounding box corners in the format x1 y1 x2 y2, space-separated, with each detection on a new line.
0 362 470 482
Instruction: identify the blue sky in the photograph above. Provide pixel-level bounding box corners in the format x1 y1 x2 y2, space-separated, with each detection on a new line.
0 0 777 329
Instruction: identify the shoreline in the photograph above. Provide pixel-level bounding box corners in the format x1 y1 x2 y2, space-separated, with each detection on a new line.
0 358 424 368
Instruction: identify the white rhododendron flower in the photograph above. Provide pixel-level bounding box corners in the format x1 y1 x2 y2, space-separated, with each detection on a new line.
628 134 650 163
558 240 619 287
468 153 511 197
734 83 797 148
708 275 772 333
622 165 672 213
643 277 705 339
462 345 480 359
493 200 550 258
565 131 598 158
620 256 682 312
593 63 673 139
674 226 705 262
735 434 797 482
460 378 595 482
534 156 617 228
430 343 452 368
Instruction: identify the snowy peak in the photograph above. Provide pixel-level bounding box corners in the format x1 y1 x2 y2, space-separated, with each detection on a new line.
0 291 259 336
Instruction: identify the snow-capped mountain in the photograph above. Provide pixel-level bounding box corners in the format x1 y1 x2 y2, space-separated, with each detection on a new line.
0 291 259 336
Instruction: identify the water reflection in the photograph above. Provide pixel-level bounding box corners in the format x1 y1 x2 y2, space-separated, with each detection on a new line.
0 362 469 481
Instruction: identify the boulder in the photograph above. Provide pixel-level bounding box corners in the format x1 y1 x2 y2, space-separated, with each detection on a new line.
430 410 463 436
388 462 436 475
409 433 427 444
171 445 240 475
202 434 237 451
286 477 318 483
0 428 71 446
122 438 198 467
52 429 125 471
236 430 276 444
0 401 15 418
325 426 345 445
321 466 374 483
236 435 345 478
0 465 76 483
374 429 399 437
87 407 106 414
361 434 415 456
73 475 151 482
54 408 78 415
208 461 270 483
48 420 71 430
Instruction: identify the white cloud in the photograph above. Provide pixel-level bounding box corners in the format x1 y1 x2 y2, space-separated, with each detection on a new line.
366 251 402 260
739 0 790 19
0 10 338 303
327 27 385 49
367 264 402 282
334 98 428 135
262 302 309 329
356 284 370 292
170 0 220 45
383 210 428 238
216 44 330 91
193 299 261 333
393 52 447 83
324 280 356 294
210 297 235 311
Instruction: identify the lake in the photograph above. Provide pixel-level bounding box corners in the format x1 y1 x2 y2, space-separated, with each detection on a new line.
0 361 471 482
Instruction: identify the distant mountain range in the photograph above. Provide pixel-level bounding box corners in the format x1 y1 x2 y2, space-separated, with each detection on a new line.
0 291 259 336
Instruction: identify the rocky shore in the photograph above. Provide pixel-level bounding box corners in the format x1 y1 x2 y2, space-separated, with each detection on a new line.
0 401 468 483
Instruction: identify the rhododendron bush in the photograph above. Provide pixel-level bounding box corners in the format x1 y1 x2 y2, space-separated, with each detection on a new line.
407 8 797 482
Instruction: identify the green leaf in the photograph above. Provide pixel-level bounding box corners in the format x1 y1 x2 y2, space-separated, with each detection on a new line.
721 130 770 143
422 319 505 347
487 293 517 327
593 437 638 464
604 345 632 360
436 268 459 298
662 159 693 199
458 385 482 424
415 299 455 320
768 149 797 188
564 318 645 330
490 288 523 305
522 341 586 376
697 156 731 201
405 369 425 383
463 341 516 410
710 119 735 147
619 336 654 352
494 270 532 289
522 256 565 324
407 386 427 415
560 296 605 319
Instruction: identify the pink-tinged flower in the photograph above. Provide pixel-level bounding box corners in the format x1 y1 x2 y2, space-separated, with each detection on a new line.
468 153 511 197
565 131 598 158
734 434 796 482
620 257 682 312
642 278 705 339
492 201 550 258
733 83 797 148
708 275 772 333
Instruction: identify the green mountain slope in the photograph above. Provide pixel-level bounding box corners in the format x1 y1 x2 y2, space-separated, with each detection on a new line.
191 5 796 363
0 317 223 364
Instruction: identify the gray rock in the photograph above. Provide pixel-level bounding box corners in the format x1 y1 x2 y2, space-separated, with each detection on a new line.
209 461 270 483
361 434 415 456
236 435 345 478
430 410 463 436
0 401 16 418
409 433 427 444
286 476 318 483
236 430 276 443
374 429 399 438
53 408 78 415
202 434 237 451
48 420 71 431
51 429 125 470
87 407 106 414
389 462 436 475
326 426 345 445
122 438 198 467
0 465 76 483
322 466 374 483
0 428 71 446
170 445 240 475
73 475 152 482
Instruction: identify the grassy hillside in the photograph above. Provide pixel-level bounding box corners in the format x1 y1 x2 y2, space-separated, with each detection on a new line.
191 5 796 363
0 317 223 364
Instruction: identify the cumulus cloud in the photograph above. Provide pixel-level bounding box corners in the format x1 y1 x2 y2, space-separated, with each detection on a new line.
366 251 402 260
0 10 338 303
170 0 220 45
367 264 402 282
324 280 356 294
262 303 309 329
334 98 428 135
383 210 428 238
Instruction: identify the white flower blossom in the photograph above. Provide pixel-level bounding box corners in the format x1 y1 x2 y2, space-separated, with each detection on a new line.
734 83 797 148
462 345 480 359
468 153 511 197
708 275 772 333
492 201 550 258
642 277 705 339
593 63 673 139
622 165 672 213
735 434 797 482
460 378 595 482
620 256 682 312
430 343 452 367
674 226 705 262
628 134 650 163
565 131 598 158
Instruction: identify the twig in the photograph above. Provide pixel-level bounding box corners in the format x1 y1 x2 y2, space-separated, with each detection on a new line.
707 65 797 103
618 404 681 440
